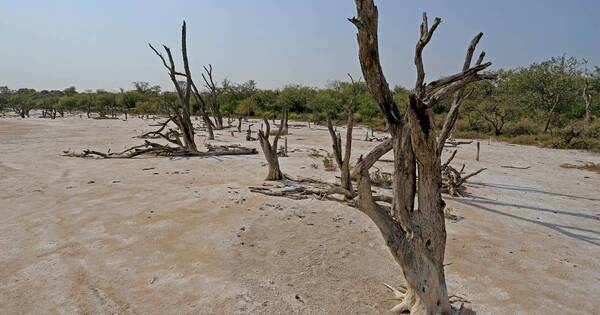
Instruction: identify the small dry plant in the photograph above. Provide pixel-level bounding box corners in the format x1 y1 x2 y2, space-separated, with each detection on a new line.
322 157 337 171
370 169 392 188
560 162 600 174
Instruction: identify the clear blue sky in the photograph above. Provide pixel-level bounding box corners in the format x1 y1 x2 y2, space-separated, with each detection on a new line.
1 0 598 92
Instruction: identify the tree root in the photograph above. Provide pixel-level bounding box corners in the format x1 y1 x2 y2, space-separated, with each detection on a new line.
384 283 473 315
384 283 416 314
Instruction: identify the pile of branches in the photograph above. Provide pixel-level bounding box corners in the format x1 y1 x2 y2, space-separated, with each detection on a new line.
441 150 486 196
250 149 485 204
249 175 355 201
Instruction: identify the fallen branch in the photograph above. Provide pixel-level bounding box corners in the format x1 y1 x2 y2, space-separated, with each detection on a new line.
249 174 355 201
500 165 531 170
63 142 257 159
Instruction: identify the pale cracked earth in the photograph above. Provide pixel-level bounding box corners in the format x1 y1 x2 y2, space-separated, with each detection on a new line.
1 113 599 315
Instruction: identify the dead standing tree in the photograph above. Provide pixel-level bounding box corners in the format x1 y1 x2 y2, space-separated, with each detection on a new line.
201 64 224 130
190 81 215 140
326 73 359 194
148 21 198 152
350 1 494 313
257 111 288 180
64 21 256 158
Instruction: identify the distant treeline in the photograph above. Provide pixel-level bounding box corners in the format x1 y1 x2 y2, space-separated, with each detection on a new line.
1 55 599 151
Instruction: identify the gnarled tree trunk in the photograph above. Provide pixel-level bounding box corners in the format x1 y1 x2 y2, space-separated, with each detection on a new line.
350 1 494 313
258 111 287 180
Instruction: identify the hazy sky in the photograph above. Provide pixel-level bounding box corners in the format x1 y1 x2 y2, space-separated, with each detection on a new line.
1 0 599 92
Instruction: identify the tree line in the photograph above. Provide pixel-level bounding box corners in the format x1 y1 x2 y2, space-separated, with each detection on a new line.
1 55 598 150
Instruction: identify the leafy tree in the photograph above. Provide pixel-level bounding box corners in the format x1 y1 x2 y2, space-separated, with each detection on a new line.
512 55 582 132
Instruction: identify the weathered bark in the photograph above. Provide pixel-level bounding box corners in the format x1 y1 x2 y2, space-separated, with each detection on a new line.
350 2 493 313
257 112 287 180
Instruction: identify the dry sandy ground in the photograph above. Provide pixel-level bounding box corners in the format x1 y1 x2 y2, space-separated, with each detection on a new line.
1 113 599 315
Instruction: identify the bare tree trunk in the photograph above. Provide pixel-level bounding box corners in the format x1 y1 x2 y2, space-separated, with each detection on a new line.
257 112 286 180
326 74 358 193
201 64 223 130
544 94 560 133
237 116 243 132
149 21 198 152
204 115 215 140
350 2 494 313
583 82 592 123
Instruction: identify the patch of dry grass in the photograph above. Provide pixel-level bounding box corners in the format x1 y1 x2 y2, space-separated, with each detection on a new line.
560 162 600 174
370 169 392 188
444 207 459 221
322 157 337 171
308 151 324 159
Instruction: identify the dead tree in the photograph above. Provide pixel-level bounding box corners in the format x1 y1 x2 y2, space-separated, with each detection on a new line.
350 2 494 313
257 111 287 180
64 22 256 159
326 73 359 194
246 124 256 141
148 21 198 152
202 64 224 130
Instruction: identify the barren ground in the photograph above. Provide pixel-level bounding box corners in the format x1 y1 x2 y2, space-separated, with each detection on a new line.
1 114 599 315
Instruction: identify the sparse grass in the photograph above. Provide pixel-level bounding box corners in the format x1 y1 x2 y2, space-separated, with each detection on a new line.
444 207 458 221
454 131 600 153
322 157 337 172
308 150 324 159
370 169 392 188
268 129 288 136
560 162 600 174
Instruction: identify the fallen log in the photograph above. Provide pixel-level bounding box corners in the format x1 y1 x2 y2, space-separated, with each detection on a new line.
63 142 257 159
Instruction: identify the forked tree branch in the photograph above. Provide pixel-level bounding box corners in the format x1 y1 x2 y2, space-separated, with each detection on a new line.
349 0 402 127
